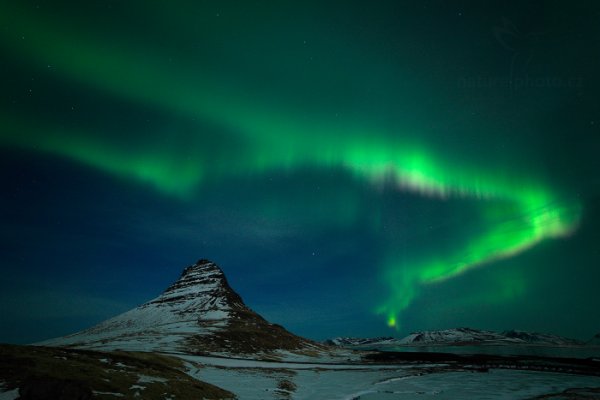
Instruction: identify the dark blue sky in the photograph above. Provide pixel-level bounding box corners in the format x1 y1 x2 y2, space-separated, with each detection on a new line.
1 1 599 343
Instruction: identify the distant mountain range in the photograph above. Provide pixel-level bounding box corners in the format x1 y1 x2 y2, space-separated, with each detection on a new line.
39 259 321 357
327 327 594 348
325 337 398 347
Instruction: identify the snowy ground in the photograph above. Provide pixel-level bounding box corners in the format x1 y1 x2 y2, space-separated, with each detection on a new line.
181 354 600 400
345 370 600 400
0 389 19 400
2 351 600 399
0 382 19 400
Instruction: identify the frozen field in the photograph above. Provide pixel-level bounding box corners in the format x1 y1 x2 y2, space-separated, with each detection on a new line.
182 354 600 400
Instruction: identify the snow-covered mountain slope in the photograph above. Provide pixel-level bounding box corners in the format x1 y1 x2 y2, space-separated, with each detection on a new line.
38 259 319 356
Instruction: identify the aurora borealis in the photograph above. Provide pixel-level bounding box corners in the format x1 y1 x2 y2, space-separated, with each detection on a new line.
1 2 599 343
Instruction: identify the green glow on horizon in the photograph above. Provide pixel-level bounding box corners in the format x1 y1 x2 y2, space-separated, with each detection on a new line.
387 315 397 328
0 4 583 329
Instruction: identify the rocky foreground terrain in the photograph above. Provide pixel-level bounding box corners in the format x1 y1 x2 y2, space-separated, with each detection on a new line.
0 344 234 400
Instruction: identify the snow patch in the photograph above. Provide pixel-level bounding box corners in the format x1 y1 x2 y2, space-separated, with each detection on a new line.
0 388 19 400
92 391 124 397
137 374 168 384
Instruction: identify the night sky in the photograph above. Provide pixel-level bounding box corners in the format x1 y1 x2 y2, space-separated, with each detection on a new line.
1 1 599 344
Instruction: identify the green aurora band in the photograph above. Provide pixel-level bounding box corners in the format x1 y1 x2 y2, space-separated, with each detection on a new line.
0 5 582 329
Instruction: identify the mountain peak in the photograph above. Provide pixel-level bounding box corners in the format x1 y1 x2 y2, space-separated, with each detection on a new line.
176 259 225 285
162 260 224 294
182 259 222 275
154 259 244 313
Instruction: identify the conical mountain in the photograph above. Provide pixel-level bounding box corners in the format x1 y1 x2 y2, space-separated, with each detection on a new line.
39 259 318 356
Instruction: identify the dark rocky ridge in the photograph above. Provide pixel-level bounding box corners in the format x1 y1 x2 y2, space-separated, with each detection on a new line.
179 260 318 354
